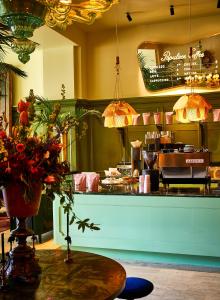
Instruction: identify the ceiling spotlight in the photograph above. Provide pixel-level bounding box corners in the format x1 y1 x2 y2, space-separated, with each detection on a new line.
126 12 132 22
217 0 220 8
170 5 175 16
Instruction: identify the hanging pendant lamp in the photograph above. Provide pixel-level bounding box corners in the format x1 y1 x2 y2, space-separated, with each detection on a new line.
173 0 213 123
173 93 212 123
102 55 138 128
102 99 138 128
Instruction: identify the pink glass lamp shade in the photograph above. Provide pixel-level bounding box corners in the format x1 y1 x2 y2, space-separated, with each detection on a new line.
102 101 138 128
173 94 212 123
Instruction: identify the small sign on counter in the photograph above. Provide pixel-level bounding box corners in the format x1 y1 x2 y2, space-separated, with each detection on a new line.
186 159 204 164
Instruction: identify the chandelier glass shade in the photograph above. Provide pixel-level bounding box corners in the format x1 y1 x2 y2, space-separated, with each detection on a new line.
173 94 212 123
0 0 118 63
0 0 47 39
11 38 39 64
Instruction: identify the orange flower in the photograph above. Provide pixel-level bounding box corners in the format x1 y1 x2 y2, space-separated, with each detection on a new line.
44 175 57 183
19 111 29 126
44 151 50 159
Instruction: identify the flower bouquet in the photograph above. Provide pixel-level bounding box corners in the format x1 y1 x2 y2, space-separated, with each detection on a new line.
0 90 100 231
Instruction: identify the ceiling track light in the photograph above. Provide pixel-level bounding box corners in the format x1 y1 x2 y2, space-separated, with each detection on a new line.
170 5 175 16
217 0 220 8
126 12 132 22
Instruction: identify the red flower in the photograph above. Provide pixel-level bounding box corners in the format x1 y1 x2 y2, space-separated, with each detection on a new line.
30 166 39 174
0 130 7 139
16 143 25 152
17 100 30 125
57 144 63 151
5 167 11 174
27 160 35 167
17 154 26 160
17 99 30 113
49 143 62 152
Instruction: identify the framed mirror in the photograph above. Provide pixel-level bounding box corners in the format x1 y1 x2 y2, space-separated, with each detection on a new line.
137 34 220 92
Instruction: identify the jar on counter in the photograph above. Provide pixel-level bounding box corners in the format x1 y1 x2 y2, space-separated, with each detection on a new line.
160 131 174 144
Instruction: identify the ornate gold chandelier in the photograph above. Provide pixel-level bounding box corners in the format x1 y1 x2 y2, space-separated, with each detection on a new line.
38 0 119 28
0 0 119 63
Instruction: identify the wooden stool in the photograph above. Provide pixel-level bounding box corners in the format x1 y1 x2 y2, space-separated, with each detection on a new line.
118 277 154 300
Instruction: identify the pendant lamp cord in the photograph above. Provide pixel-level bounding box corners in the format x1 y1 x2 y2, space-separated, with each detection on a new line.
188 0 194 94
114 22 121 101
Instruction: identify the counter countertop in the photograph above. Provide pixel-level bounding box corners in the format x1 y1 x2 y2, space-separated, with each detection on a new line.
75 187 220 197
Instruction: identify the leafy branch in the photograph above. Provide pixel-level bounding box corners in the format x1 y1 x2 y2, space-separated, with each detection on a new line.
26 94 101 233
45 180 100 232
30 95 101 139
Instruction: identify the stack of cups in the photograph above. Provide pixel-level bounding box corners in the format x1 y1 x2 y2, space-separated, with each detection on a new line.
73 173 87 192
132 114 140 125
139 175 144 193
153 112 161 125
142 112 151 125
139 175 151 193
144 175 151 193
87 173 100 192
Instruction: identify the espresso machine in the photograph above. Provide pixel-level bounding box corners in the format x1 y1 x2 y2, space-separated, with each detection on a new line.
142 149 159 191
158 151 211 191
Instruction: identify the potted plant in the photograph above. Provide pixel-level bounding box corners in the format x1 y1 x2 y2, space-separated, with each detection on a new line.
0 90 100 282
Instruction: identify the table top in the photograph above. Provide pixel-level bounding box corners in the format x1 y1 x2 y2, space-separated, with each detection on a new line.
0 249 126 300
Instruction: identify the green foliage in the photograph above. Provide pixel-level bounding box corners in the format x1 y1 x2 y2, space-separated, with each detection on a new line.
31 95 101 138
51 181 100 233
30 94 101 233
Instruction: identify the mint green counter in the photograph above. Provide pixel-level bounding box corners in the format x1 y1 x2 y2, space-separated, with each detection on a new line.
53 193 220 267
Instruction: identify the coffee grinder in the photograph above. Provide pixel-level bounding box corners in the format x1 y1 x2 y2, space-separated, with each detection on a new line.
142 149 159 191
131 140 143 177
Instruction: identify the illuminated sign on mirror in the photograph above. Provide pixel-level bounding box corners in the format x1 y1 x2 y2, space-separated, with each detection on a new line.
137 36 220 92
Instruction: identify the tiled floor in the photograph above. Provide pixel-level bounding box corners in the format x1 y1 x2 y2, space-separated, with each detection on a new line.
2 229 220 300
116 261 220 300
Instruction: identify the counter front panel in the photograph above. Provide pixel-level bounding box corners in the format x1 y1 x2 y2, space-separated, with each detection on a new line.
53 193 220 267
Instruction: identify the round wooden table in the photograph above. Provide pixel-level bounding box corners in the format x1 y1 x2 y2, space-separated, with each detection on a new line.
0 249 126 300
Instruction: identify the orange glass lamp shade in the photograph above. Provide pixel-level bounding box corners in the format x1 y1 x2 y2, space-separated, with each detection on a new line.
173 94 212 123
102 101 138 128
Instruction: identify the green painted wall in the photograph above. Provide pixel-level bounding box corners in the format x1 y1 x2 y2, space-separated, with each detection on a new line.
75 92 220 172
12 92 220 172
